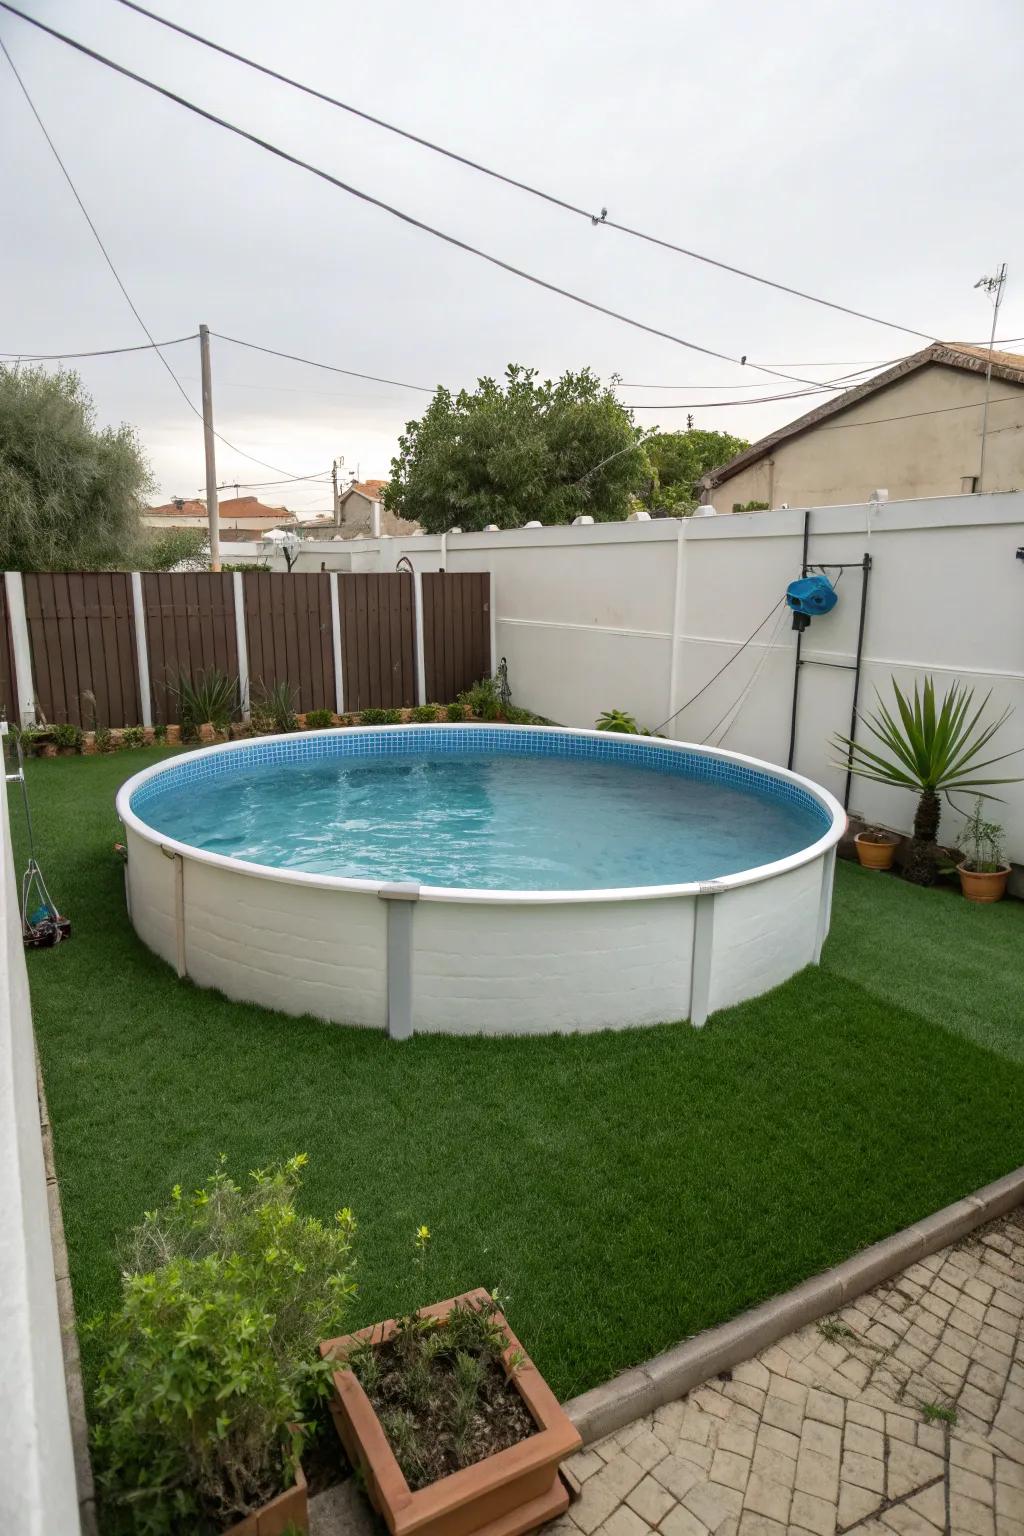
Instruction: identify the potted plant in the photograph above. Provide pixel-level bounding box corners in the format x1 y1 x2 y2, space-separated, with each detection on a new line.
321 1286 580 1536
834 676 1022 885
956 798 1011 903
89 1155 356 1535
853 825 899 870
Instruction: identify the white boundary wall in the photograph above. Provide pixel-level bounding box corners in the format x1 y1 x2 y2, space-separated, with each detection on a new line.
236 490 1024 866
0 745 81 1534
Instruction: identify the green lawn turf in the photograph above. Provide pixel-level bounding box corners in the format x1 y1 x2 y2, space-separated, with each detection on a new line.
9 749 1024 1403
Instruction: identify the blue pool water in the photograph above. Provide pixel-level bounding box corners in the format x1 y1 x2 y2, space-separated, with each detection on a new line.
133 746 827 890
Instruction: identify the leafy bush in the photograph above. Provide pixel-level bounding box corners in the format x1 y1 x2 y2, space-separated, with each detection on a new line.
360 707 401 725
596 709 639 734
90 1155 356 1535
94 725 113 753
411 704 440 723
51 722 83 751
304 708 334 729
174 669 238 738
255 679 299 734
458 677 502 721
250 706 275 735
122 725 145 749
445 701 466 722
957 797 1007 873
505 706 538 725
153 722 167 743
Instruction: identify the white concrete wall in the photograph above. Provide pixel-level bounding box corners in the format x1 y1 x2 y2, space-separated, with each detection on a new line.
0 759 81 1534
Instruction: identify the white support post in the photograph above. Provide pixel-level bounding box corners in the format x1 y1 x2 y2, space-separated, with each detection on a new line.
487 569 497 677
813 845 837 964
330 574 345 715
689 886 719 1028
665 519 686 732
3 571 35 727
412 567 427 706
232 572 250 719
130 572 153 730
378 883 419 1040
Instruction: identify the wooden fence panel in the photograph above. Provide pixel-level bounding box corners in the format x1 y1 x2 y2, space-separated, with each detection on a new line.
0 581 14 724
422 572 491 704
242 572 335 713
142 571 238 724
23 572 141 727
338 574 416 710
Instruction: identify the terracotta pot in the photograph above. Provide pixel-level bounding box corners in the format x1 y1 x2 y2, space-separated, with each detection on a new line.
198 722 217 745
958 862 1011 904
222 1459 308 1535
854 832 898 871
165 724 182 744
321 1289 579 1536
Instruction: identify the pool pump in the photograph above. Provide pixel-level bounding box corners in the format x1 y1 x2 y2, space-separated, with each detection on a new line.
786 573 838 632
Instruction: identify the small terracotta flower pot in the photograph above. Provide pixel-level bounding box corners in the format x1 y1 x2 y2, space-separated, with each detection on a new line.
222 1459 307 1535
854 832 898 870
165 724 182 744
321 1289 580 1536
958 862 1011 904
198 722 217 745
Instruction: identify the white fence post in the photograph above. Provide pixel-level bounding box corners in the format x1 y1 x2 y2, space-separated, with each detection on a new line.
330 574 345 715
130 572 153 730
488 569 497 676
232 572 250 719
3 572 35 727
412 568 427 706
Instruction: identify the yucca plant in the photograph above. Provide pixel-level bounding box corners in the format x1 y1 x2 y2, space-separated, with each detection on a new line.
834 676 1021 885
172 668 238 737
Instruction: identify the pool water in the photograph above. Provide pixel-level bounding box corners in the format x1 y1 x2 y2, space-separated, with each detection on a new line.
137 750 825 890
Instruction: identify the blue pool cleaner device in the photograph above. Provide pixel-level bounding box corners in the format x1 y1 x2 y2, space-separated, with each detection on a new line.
786 573 837 632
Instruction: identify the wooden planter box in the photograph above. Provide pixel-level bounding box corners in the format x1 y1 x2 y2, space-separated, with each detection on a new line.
321 1289 580 1536
223 1458 308 1536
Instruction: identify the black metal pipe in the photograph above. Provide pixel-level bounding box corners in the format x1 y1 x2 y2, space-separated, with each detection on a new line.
786 509 810 769
842 552 872 810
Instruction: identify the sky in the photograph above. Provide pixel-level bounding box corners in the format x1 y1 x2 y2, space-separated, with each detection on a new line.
2 0 1023 516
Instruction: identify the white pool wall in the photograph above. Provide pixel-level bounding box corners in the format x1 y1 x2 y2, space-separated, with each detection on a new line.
118 726 845 1034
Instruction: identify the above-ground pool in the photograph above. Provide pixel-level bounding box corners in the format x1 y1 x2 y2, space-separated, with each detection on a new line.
118 726 845 1034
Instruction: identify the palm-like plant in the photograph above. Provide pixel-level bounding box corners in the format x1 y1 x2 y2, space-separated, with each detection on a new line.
834 676 1021 885
596 708 640 734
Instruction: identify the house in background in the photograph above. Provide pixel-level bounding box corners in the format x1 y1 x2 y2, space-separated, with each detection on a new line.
704 342 1024 511
143 495 299 544
308 478 420 538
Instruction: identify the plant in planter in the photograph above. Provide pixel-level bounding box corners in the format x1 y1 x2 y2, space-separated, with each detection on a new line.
595 708 639 734
51 722 84 753
458 676 504 722
361 707 402 725
835 676 1022 886
122 724 146 749
89 1154 357 1536
853 825 899 871
411 703 440 723
956 798 1011 903
174 669 239 743
304 708 335 729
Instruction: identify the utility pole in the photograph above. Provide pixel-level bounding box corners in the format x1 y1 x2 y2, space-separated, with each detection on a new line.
975 263 1007 494
199 323 220 570
332 458 340 528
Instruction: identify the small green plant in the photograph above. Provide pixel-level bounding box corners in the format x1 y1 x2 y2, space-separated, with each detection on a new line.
445 701 466 722
360 707 401 725
816 1317 857 1344
16 723 48 754
505 705 537 725
457 676 503 721
94 725 113 753
50 722 84 752
956 797 1006 873
173 668 238 739
304 708 335 730
411 704 440 723
918 1399 958 1426
90 1155 357 1535
254 679 299 734
153 722 167 744
596 709 640 734
121 725 145 749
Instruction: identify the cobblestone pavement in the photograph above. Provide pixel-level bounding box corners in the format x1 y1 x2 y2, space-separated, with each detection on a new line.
547 1212 1024 1536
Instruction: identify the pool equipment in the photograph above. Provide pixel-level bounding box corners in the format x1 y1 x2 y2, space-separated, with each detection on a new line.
785 573 837 632
1 723 72 948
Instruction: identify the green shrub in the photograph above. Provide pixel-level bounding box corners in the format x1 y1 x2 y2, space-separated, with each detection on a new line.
411 704 440 723
304 708 335 730
90 1155 356 1535
458 677 502 721
505 706 538 725
153 722 167 744
360 707 401 725
596 709 639 734
445 701 466 722
50 722 83 752
122 725 145 749
250 706 275 735
94 725 113 753
174 669 238 738
254 679 299 734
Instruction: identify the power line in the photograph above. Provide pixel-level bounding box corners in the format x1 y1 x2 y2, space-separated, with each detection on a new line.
112 0 937 346
212 333 436 393
618 363 893 392
650 599 786 737
0 4 849 393
0 334 197 360
0 31 317 484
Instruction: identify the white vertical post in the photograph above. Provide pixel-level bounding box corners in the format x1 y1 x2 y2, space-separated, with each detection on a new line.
232 571 250 719
378 883 419 1039
412 566 427 706
487 569 497 677
665 519 686 732
689 887 718 1028
3 571 35 727
330 574 345 715
813 845 837 964
130 572 153 730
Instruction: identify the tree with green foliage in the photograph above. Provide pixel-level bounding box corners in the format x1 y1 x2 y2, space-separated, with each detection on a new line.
0 363 168 570
141 526 209 571
383 365 649 532
643 429 749 513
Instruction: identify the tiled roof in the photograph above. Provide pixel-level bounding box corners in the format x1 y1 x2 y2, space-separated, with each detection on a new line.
147 495 297 523
342 479 388 500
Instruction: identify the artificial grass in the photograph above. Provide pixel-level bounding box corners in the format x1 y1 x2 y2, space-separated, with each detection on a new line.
9 750 1024 1403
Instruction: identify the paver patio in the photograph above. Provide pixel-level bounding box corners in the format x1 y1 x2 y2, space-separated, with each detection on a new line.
543 1214 1024 1536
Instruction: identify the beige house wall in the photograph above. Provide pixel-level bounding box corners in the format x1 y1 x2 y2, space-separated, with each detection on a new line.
337 492 420 537
714 364 1024 511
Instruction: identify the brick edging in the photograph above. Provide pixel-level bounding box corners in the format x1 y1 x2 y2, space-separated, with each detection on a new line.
564 1165 1024 1444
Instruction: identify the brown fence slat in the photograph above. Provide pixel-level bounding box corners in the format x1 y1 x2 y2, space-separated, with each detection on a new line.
142 571 238 724
338 573 416 710
23 571 140 727
242 572 335 713
0 580 15 723
421 572 491 704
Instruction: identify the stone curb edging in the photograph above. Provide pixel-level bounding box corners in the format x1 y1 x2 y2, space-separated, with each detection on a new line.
564 1164 1024 1445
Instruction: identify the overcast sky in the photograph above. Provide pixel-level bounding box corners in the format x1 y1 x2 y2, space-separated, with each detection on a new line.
2 0 1023 515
